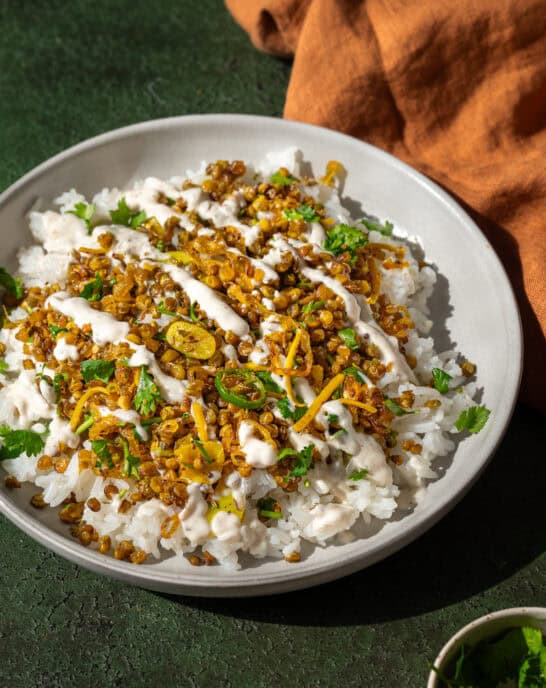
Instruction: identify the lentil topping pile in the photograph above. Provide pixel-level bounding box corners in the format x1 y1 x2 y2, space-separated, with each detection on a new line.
0 152 489 568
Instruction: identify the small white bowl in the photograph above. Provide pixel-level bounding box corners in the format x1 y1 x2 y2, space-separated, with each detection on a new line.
428 607 546 687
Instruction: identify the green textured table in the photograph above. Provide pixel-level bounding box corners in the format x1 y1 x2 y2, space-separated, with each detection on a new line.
0 2 544 686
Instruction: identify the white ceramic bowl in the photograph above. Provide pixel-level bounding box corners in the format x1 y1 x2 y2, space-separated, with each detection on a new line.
0 115 522 596
428 607 546 686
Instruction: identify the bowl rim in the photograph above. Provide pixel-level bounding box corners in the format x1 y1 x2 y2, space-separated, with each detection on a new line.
0 114 524 596
427 607 546 687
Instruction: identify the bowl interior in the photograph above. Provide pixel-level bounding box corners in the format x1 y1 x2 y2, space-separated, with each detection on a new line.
0 115 522 595
428 608 546 687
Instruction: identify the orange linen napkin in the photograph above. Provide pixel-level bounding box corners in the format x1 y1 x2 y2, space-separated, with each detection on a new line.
227 0 546 411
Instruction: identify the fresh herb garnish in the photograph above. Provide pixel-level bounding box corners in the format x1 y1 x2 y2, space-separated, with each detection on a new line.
343 365 368 383
0 360 8 375
302 300 324 315
289 445 314 478
284 204 319 222
157 301 177 317
49 325 68 338
348 469 368 481
431 368 452 394
91 439 114 468
193 438 213 464
133 365 162 416
80 273 103 301
270 172 294 186
0 426 45 460
255 371 284 395
189 302 200 323
68 202 96 233
326 413 339 424
80 359 115 384
338 327 359 351
141 416 162 426
257 497 283 519
430 625 546 687
75 412 94 435
120 437 140 479
0 267 23 300
385 398 412 416
359 217 394 237
277 397 308 422
277 447 298 460
53 372 68 400
110 197 147 229
323 224 368 260
455 405 490 434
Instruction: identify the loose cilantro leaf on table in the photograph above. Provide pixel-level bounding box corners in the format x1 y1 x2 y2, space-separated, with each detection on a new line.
348 469 368 481
0 267 23 299
68 202 95 233
455 405 490 434
284 204 319 222
359 217 394 237
432 367 452 394
338 327 359 351
80 359 115 384
120 437 141 479
0 426 45 460
134 365 162 416
80 273 103 301
110 197 147 229
270 172 294 186
323 224 368 260
91 439 114 468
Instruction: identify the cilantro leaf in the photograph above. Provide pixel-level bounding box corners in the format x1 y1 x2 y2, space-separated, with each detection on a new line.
80 273 103 301
338 327 359 351
348 469 368 481
277 447 298 461
0 360 8 375
323 224 368 259
284 204 319 222
120 437 141 479
53 372 68 400
91 439 114 468
326 413 339 424
360 217 394 237
110 197 147 228
432 367 452 394
343 365 368 383
289 445 314 478
0 267 23 300
270 172 294 186
0 426 45 460
49 325 68 338
80 359 115 384
68 202 95 233
277 397 307 422
523 628 544 656
133 365 162 416
455 405 490 434
302 300 324 315
157 301 177 317
384 398 412 416
256 372 284 395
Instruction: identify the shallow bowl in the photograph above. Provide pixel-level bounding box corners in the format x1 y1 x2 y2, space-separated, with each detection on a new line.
0 114 523 596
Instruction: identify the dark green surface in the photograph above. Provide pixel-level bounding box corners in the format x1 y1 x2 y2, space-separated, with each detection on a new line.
0 2 544 686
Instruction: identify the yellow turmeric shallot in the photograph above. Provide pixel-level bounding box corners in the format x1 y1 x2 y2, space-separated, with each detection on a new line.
292 374 346 433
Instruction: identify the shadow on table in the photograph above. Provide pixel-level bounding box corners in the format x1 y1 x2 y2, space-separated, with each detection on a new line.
162 404 545 626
